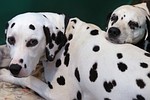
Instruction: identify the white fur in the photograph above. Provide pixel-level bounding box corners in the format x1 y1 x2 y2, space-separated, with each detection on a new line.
1 13 150 100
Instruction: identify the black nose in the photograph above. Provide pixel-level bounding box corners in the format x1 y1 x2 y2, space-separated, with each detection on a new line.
108 27 121 38
9 64 22 76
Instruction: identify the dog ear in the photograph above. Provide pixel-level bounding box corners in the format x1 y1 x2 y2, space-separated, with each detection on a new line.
145 17 150 40
43 25 67 61
43 25 52 45
105 12 112 31
43 25 54 61
143 16 150 52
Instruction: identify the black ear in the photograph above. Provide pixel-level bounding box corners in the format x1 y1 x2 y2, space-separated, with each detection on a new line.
105 12 112 31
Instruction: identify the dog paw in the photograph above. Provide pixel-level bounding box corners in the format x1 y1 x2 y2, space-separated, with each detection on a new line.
0 69 15 83
0 68 11 75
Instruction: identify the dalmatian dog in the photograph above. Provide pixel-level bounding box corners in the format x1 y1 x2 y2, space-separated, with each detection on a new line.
106 2 150 52
1 12 150 100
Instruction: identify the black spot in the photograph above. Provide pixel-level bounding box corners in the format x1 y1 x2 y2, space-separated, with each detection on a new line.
55 31 67 48
64 16 70 30
112 80 117 86
26 39 38 47
117 53 123 59
43 25 51 45
140 62 148 68
136 79 146 89
93 45 100 52
117 62 128 72
103 80 117 93
144 53 150 57
86 27 89 29
68 34 73 41
43 14 48 18
52 33 56 40
64 53 70 67
77 91 82 100
8 36 15 45
64 43 70 56
49 43 54 49
55 31 63 45
147 72 150 78
56 27 58 29
128 20 139 30
48 81 53 89
56 59 61 68
104 98 111 100
133 94 145 100
57 76 65 85
11 23 15 28
29 24 35 30
71 19 77 24
89 62 98 82
45 47 53 61
75 68 80 82
72 26 75 29
111 14 118 26
19 59 23 63
90 29 99 35
24 64 27 68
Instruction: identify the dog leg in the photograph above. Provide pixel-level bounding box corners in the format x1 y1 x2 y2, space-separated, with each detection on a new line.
0 69 55 100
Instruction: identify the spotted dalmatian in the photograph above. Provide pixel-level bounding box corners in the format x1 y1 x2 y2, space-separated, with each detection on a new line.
106 2 150 52
1 12 150 100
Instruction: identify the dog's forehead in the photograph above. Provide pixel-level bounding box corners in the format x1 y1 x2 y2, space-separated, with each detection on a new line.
114 6 137 16
7 13 46 36
112 5 147 23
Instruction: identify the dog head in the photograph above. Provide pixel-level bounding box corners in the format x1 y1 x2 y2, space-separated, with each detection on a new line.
106 5 149 45
5 12 68 77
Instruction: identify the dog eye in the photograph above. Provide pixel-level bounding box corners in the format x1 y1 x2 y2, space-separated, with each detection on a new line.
111 14 118 22
26 39 38 47
128 20 139 30
8 36 15 45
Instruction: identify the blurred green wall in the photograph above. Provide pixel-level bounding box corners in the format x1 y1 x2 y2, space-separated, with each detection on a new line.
0 0 134 44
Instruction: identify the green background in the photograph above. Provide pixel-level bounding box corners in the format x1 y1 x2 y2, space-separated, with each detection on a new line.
0 0 138 44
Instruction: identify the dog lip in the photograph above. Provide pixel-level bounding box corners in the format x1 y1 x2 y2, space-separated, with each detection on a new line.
106 37 122 44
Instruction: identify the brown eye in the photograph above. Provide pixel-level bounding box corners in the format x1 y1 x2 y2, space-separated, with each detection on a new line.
128 20 139 30
8 36 15 45
26 39 38 47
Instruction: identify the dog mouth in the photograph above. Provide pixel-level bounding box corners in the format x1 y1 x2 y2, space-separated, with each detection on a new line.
105 37 125 44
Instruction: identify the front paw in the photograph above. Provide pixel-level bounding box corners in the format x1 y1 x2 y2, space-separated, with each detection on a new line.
0 68 11 75
0 69 15 83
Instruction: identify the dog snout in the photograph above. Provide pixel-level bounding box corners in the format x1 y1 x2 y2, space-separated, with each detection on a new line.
9 64 22 77
108 27 121 38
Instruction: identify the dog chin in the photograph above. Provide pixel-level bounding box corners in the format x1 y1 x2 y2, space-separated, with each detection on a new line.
15 71 31 78
106 37 124 44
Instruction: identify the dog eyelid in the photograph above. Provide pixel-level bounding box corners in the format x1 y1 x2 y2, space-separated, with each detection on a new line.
111 14 118 21
26 39 38 47
7 36 16 45
128 20 139 30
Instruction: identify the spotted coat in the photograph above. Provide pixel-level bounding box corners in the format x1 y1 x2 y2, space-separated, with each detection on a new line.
1 13 150 100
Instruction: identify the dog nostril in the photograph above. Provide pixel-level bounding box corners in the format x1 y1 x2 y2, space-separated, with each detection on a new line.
108 27 121 38
9 64 22 76
19 59 23 63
